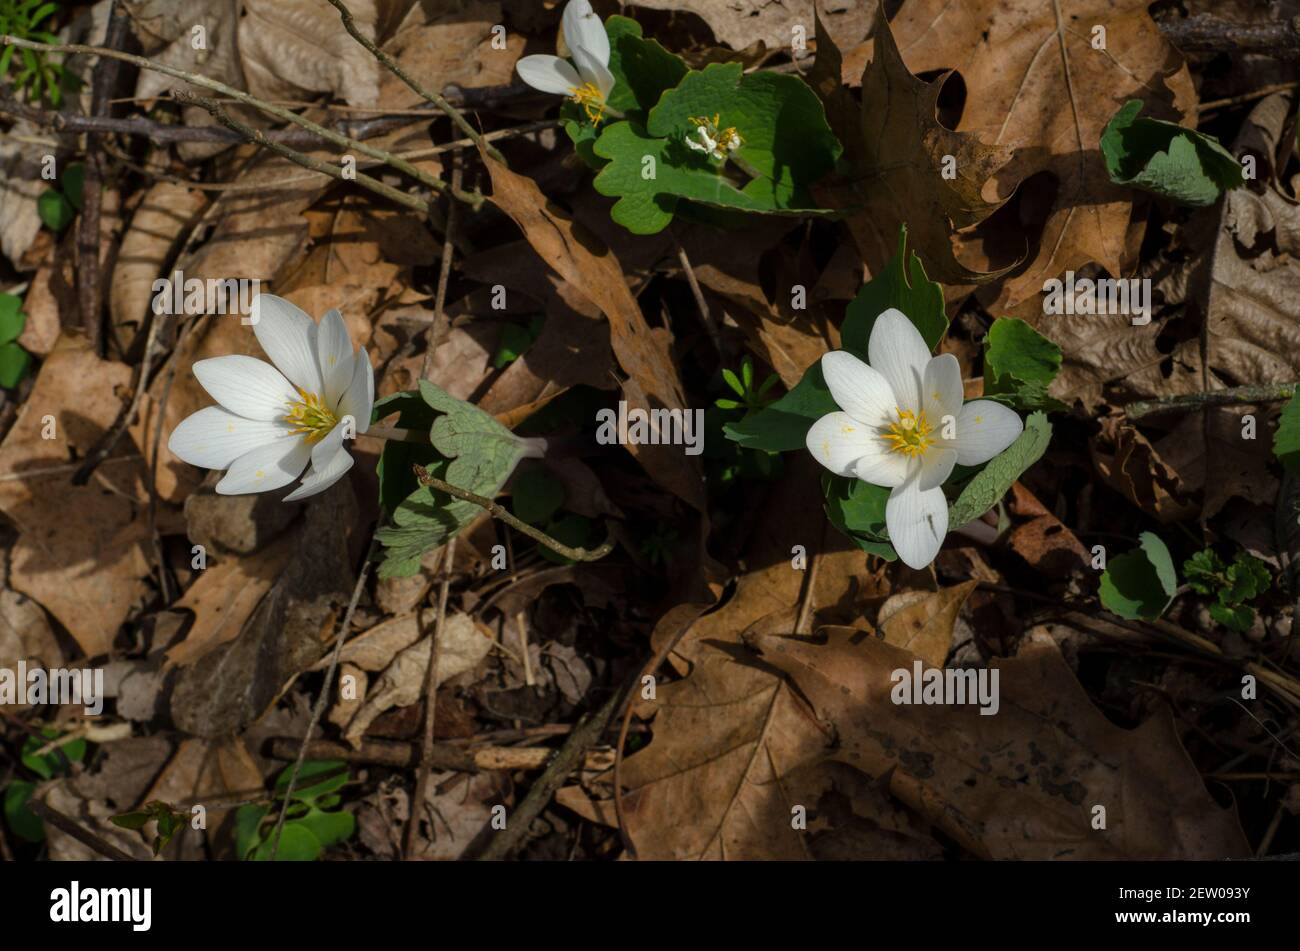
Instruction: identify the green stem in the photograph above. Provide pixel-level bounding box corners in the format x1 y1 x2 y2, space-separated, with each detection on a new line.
413 464 614 562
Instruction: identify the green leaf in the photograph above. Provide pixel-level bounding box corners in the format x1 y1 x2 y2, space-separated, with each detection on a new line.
1099 532 1178 620
511 465 564 525
376 382 527 579
0 293 25 345
1274 393 1300 474
1183 548 1225 597
947 412 1051 528
63 161 86 210
295 805 355 849
234 804 270 860
4 781 44 843
841 225 947 354
593 63 841 233
493 320 538 368
372 391 436 513
249 822 321 862
37 188 73 231
723 362 837 452
1101 99 1246 207
273 760 347 802
1210 601 1254 633
822 474 897 560
1225 553 1271 604
981 317 1065 411
21 730 85 780
0 342 31 388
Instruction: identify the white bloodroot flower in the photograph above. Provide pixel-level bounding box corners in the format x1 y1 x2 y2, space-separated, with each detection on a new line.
806 309 1023 570
515 0 615 125
168 295 374 501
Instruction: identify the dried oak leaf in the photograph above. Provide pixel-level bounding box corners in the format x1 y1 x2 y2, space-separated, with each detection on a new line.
750 628 1250 859
626 0 872 54
891 0 1196 306
810 8 1016 285
877 581 976 667
1092 416 1197 522
0 334 154 657
484 159 705 510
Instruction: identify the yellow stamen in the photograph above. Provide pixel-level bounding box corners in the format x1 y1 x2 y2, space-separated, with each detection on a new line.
881 408 935 458
284 388 338 443
569 82 606 125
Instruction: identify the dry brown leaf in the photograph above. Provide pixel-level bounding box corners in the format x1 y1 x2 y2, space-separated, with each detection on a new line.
0 118 45 268
877 581 976 668
751 628 1251 859
311 612 425 673
891 0 1195 305
111 183 209 354
484 159 705 509
142 736 265 858
1092 416 1197 522
163 533 296 668
811 9 1015 285
0 333 152 657
343 613 494 747
0 588 63 710
1005 482 1091 576
625 0 873 53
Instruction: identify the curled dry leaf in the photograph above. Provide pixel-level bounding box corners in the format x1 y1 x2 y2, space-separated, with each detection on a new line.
877 581 976 668
343 613 494 748
627 0 872 54
749 628 1250 859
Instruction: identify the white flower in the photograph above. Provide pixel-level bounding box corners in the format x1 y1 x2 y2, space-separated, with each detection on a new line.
515 0 615 124
806 309 1023 569
685 114 743 161
168 295 375 502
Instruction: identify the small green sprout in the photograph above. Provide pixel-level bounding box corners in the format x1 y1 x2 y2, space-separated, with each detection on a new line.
0 1 77 106
716 356 779 414
1183 548 1272 633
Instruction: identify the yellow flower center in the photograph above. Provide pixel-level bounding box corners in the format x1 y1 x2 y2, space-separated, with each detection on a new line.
284 388 338 443
688 114 744 155
881 408 934 458
569 82 606 125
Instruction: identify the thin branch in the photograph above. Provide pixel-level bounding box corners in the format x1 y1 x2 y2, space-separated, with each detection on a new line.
176 92 432 216
270 534 378 860
1158 14 1300 57
323 0 505 164
421 155 461 380
404 538 455 859
672 232 722 354
26 797 137 862
0 35 481 205
413 464 615 562
471 663 642 860
1125 382 1295 420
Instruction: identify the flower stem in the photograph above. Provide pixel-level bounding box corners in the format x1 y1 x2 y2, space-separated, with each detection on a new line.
413 465 614 562
366 424 428 442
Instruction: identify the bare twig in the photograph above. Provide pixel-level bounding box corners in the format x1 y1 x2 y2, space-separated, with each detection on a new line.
270 535 378 860
267 736 606 772
471 664 642 860
1125 382 1295 420
176 92 433 216
78 0 130 355
323 0 505 164
413 465 615 562
0 36 478 204
26 797 137 862
1158 14 1300 57
404 539 456 859
421 155 462 380
672 233 722 354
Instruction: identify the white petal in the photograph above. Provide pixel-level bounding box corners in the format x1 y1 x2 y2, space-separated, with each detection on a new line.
806 411 880 477
562 0 609 66
922 353 964 423
516 54 581 95
317 308 355 406
574 45 615 99
853 445 910 489
283 447 354 502
821 351 896 428
868 308 932 415
947 400 1024 466
886 472 949 569
918 447 957 491
310 420 347 471
193 355 297 421
337 346 374 433
216 436 311 495
168 406 294 470
251 295 323 395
